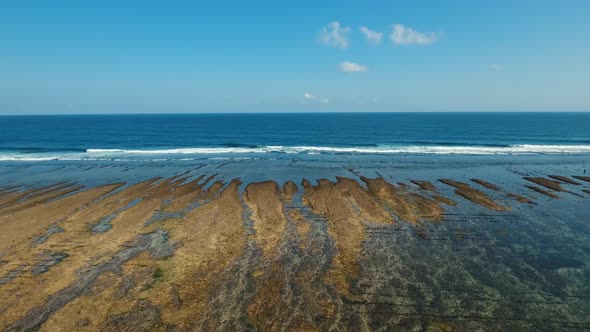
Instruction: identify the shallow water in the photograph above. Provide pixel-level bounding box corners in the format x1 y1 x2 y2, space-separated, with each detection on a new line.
0 153 589 331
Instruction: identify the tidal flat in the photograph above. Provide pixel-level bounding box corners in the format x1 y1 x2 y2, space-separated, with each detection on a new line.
0 154 589 331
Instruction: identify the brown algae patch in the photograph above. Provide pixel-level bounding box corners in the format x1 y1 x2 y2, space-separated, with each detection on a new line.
507 193 535 204
526 186 560 199
0 182 81 215
302 177 393 295
247 262 287 331
0 182 75 211
523 177 567 192
248 180 331 331
0 177 188 330
409 193 445 221
6 229 175 331
397 182 410 190
301 178 332 215
361 177 445 223
470 178 536 204
0 187 43 208
410 180 437 191
159 175 206 212
433 194 457 206
282 180 298 203
572 175 590 183
1 171 581 330
302 178 365 295
548 175 581 185
471 178 501 191
244 181 287 259
72 178 162 233
439 179 509 211
202 180 226 200
160 179 246 328
361 176 416 223
289 209 312 243
0 185 20 198
0 183 124 254
333 176 392 224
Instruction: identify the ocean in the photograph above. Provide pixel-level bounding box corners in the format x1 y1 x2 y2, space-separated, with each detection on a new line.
1 112 590 330
1 112 590 161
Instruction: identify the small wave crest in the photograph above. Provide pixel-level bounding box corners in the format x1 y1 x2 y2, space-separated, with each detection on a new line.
2 144 590 162
221 143 262 148
87 144 590 155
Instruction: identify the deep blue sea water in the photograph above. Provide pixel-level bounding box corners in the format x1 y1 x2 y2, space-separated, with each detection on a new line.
1 112 589 161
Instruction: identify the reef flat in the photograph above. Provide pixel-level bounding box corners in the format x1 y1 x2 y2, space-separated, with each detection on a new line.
0 156 589 331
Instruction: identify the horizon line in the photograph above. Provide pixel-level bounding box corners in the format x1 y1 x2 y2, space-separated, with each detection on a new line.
1 110 590 116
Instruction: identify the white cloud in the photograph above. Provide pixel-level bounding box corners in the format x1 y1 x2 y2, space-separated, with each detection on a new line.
390 24 437 45
318 21 350 49
359 26 383 45
340 61 368 73
303 92 329 104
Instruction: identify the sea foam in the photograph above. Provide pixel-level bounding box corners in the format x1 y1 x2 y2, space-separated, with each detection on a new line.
87 144 590 154
86 145 590 155
1 144 590 162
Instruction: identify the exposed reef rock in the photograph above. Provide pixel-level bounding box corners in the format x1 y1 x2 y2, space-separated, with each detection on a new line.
573 175 590 183
507 193 535 204
282 180 298 203
523 177 568 192
0 170 584 331
548 175 581 185
439 179 509 211
433 194 458 206
244 181 287 259
471 178 501 191
410 180 436 191
302 177 372 295
526 185 560 199
362 176 445 223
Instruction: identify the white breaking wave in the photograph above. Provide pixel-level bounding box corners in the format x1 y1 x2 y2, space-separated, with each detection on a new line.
0 156 59 161
87 144 590 155
1 144 590 161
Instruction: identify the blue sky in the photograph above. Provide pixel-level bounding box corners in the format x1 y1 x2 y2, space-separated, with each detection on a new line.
1 0 589 114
